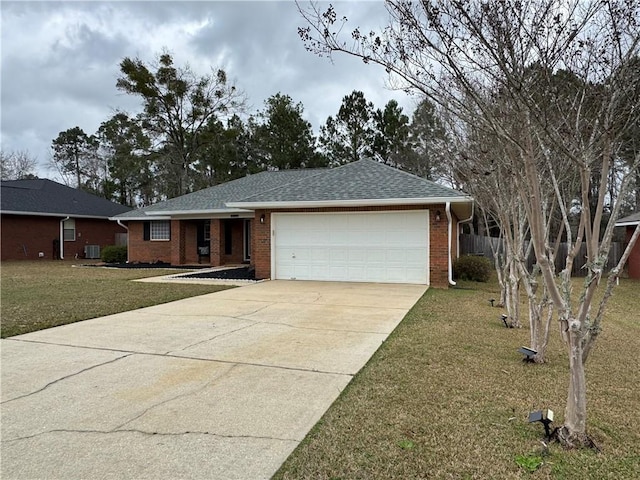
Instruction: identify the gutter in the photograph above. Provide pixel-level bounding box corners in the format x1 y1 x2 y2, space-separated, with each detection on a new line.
226 196 473 209
116 219 129 263
59 216 69 260
446 202 475 286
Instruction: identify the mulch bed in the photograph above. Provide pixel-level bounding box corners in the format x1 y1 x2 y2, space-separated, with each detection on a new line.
180 267 256 280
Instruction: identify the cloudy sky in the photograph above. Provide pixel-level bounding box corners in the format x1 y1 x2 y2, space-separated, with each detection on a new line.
1 1 417 179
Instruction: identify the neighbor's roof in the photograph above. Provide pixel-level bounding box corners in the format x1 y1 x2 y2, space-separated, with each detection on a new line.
615 212 640 226
228 159 470 208
114 168 323 219
1 179 131 218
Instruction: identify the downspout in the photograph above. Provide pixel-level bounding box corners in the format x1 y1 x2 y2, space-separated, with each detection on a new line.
446 202 475 286
117 219 129 263
59 216 69 260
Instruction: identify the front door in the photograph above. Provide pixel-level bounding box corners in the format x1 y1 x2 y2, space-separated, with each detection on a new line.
196 220 210 262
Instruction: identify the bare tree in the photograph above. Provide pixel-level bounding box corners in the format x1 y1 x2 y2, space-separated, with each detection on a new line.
299 0 640 447
0 150 37 180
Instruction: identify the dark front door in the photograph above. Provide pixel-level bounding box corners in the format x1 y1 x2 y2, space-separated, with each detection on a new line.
196 220 210 262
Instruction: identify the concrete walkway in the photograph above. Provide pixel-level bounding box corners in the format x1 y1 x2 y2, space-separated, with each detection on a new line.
1 280 426 480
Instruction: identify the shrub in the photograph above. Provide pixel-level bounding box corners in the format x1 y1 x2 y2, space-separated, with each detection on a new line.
454 255 492 282
101 245 127 264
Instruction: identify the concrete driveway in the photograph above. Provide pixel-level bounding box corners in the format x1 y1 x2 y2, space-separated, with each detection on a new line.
1 280 426 480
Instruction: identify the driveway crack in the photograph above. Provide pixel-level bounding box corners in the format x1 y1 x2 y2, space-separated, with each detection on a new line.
1 354 133 405
172 321 258 353
113 363 240 431
2 428 299 444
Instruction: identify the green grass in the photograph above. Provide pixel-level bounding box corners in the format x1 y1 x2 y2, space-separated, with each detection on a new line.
0 260 232 337
274 278 640 479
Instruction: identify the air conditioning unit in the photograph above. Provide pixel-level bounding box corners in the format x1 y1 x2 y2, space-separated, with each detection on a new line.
84 245 100 259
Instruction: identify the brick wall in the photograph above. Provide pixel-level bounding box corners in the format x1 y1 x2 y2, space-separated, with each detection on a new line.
428 205 450 288
127 221 171 263
251 204 455 287
252 211 271 279
626 226 640 279
1 215 126 261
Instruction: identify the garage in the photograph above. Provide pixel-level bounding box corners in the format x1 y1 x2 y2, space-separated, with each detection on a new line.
272 211 429 284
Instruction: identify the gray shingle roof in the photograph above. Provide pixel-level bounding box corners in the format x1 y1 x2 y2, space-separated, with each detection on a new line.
230 159 468 205
115 168 323 218
115 159 470 219
616 212 640 225
1 179 131 218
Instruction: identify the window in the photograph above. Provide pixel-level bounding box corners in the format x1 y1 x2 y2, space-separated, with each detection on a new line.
63 219 76 241
244 219 251 261
150 221 170 241
204 220 211 242
224 221 232 255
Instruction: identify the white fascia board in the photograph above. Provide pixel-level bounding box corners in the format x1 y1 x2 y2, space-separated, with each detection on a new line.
615 221 640 227
144 208 253 216
225 196 473 209
2 210 114 220
108 215 171 221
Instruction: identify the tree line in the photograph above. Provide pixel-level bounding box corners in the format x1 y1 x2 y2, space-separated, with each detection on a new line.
36 52 451 206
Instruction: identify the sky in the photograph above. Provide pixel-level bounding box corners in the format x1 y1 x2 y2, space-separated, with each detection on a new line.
1 0 418 180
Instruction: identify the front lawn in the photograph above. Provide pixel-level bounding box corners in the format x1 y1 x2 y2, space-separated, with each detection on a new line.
274 278 640 479
0 261 232 337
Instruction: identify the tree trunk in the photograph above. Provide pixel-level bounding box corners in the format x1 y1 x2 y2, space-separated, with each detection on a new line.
558 323 592 448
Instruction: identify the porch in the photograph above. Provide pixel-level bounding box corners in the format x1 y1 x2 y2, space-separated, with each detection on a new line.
171 218 251 267
127 217 251 267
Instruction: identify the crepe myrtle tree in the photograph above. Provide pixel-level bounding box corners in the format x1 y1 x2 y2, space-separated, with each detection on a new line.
298 0 640 448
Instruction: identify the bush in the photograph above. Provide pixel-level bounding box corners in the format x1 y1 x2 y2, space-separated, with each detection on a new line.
454 255 492 282
101 245 127 264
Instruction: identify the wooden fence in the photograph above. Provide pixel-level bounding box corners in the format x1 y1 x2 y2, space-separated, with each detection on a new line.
459 234 623 276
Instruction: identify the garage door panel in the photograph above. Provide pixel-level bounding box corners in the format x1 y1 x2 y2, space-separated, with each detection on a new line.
274 211 429 284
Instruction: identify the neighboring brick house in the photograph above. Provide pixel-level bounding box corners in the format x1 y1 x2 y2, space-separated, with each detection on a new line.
113 159 473 287
1 179 130 261
616 212 640 279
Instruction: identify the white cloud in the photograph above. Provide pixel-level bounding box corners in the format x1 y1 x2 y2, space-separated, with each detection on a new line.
1 1 417 178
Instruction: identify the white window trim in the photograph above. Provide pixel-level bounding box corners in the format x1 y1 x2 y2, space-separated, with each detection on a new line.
150 220 171 241
63 219 76 242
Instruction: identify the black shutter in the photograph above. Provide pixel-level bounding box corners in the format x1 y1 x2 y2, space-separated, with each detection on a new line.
143 221 150 241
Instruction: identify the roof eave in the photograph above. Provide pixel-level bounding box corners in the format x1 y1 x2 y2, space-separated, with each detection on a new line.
109 215 172 221
226 196 474 209
1 210 120 219
144 208 254 216
615 221 640 227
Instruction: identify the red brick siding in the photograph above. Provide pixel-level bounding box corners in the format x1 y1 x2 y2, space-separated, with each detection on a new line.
626 226 640 279
210 219 222 266
252 210 271 279
127 221 171 263
126 218 247 266
252 204 454 287
1 214 126 261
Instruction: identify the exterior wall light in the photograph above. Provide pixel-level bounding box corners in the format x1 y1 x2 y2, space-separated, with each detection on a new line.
260 214 266 224
435 210 441 222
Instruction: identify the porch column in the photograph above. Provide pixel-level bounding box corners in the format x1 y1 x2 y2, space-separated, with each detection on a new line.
210 219 222 266
170 220 186 265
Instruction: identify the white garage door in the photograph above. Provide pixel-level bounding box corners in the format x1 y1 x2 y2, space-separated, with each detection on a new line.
272 211 429 284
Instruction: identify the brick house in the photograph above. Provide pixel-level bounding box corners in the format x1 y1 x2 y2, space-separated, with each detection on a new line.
616 212 640 279
1 179 130 261
113 159 473 287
